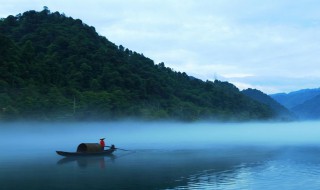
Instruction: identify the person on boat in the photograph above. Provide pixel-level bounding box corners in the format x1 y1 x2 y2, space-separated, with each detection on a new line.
100 138 105 150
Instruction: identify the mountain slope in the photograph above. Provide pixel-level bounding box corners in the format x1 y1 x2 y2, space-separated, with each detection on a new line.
270 88 320 109
242 88 294 120
0 9 275 121
291 94 320 119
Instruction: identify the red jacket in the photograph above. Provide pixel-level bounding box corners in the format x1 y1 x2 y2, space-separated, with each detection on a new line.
100 140 105 147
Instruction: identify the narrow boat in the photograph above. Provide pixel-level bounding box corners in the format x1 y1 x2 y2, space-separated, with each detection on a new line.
56 143 116 157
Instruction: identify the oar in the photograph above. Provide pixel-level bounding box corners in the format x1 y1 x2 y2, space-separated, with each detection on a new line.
105 146 131 151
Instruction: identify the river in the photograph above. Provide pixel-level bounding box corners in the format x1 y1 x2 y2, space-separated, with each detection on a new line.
1 121 320 190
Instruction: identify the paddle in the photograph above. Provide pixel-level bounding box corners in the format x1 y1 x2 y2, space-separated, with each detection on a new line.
105 145 131 151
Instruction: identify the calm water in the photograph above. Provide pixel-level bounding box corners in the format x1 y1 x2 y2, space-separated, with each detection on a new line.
1 121 320 190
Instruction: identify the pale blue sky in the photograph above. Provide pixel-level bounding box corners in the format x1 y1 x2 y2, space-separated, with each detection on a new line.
1 0 320 93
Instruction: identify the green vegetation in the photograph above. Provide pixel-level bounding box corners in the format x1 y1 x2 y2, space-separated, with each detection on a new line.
242 88 294 121
0 8 275 121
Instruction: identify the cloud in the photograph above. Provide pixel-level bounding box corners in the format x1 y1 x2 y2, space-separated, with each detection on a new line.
229 75 320 94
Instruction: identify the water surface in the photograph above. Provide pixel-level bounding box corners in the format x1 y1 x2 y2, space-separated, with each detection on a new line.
1 121 320 190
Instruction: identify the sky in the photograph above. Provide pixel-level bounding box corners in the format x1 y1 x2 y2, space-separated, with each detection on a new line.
1 0 320 94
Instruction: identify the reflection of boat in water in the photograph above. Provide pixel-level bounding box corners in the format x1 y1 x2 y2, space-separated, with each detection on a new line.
57 149 135 169
57 155 116 168
56 143 116 157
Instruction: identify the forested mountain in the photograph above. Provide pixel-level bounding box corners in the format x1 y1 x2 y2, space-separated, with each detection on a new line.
0 8 275 121
242 89 294 120
270 88 320 109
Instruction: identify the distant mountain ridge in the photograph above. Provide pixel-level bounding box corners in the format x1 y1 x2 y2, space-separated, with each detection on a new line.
291 94 320 119
270 88 320 109
270 88 320 120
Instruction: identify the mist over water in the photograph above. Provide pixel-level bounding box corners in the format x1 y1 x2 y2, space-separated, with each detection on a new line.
1 121 320 150
1 121 320 190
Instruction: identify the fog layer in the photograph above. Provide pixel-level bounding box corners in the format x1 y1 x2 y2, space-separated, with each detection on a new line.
1 121 320 153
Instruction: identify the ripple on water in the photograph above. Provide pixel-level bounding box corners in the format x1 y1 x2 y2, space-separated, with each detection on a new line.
167 157 320 190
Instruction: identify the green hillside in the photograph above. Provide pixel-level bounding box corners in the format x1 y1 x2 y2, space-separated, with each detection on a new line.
242 88 294 121
0 8 275 121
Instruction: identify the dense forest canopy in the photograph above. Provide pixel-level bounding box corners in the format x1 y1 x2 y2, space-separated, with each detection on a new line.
0 8 276 121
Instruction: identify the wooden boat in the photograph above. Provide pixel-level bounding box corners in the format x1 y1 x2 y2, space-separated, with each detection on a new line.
56 143 116 157
56 149 116 157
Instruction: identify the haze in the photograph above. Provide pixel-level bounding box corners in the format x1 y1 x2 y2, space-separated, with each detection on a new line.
1 121 320 155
